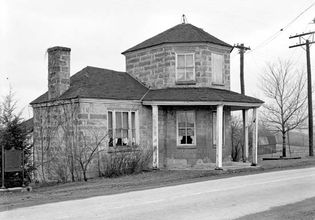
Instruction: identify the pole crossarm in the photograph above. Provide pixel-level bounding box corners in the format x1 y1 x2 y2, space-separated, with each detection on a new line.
289 31 315 39
289 41 315 48
289 31 315 48
234 44 251 52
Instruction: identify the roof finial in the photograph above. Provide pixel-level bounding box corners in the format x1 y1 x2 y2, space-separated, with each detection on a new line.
181 14 187 24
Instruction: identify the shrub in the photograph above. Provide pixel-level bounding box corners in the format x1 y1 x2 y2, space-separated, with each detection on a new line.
102 146 152 178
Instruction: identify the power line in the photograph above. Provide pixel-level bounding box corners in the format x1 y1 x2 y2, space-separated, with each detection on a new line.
250 31 282 53
249 2 315 53
283 2 315 30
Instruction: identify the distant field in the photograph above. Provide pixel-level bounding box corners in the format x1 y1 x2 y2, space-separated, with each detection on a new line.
260 144 309 158
275 131 309 147
259 131 310 158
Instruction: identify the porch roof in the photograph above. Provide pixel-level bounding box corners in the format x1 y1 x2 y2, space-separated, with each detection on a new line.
142 87 263 108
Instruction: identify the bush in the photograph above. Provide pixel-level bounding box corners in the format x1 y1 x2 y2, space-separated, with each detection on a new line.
0 118 34 187
102 146 152 178
0 89 35 188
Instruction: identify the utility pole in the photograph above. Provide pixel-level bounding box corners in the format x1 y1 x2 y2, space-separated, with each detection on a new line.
1 145 4 189
234 43 251 162
289 31 315 156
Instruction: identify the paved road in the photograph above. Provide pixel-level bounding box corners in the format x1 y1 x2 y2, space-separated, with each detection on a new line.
2 167 315 220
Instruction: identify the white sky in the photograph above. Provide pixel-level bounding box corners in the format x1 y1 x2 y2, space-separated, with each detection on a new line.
1 0 315 119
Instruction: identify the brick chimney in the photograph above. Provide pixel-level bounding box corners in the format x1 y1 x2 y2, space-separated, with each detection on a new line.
47 46 71 100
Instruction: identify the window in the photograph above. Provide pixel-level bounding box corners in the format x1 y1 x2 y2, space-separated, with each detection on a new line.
212 111 225 148
108 111 113 146
212 53 224 84
176 53 195 82
177 111 196 146
108 110 137 147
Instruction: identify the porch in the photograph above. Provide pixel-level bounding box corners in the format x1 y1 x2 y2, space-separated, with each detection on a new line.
142 87 264 169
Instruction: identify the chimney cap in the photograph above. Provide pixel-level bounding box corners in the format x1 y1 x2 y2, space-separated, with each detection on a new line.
47 46 71 53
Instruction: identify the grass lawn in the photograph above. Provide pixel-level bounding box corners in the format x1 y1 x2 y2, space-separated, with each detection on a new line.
1 157 315 212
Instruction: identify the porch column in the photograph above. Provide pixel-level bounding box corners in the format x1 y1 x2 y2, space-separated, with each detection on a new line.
128 111 132 145
113 111 116 147
244 109 249 161
216 105 224 169
135 111 140 145
252 108 258 165
152 105 159 169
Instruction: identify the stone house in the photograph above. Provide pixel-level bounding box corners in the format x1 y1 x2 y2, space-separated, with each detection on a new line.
31 22 263 181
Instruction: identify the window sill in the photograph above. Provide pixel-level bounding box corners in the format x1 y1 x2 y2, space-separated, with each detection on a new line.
176 145 197 149
108 145 138 153
176 80 196 85
211 82 225 86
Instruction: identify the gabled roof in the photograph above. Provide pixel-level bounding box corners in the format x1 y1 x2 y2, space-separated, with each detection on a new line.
122 23 232 54
142 88 263 104
31 66 148 104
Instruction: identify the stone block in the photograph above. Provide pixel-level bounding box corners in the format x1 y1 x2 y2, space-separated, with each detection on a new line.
128 57 140 63
140 54 152 61
154 57 163 63
155 52 165 58
78 114 88 119
175 148 197 159
90 114 107 120
139 60 151 66
166 158 188 169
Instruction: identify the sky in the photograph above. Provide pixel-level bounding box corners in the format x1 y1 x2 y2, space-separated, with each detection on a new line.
1 0 315 119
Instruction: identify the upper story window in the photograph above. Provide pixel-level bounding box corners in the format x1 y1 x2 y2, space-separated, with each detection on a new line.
176 53 195 83
212 53 224 85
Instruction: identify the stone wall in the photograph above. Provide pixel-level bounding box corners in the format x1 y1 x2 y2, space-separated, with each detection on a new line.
32 100 80 182
32 99 152 182
78 99 152 149
32 98 233 180
125 43 231 90
157 106 231 169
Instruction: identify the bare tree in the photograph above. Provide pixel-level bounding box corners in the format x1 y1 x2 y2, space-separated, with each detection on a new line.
75 129 107 181
59 101 80 182
260 59 307 157
231 116 243 161
33 105 59 182
33 99 82 182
